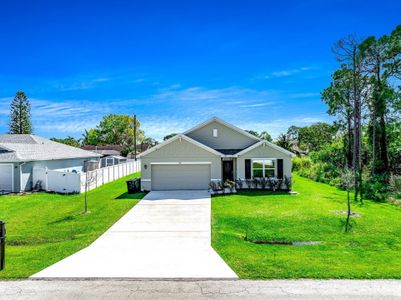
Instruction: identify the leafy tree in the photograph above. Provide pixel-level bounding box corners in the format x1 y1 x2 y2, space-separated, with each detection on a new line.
82 114 145 156
245 130 259 137
259 131 272 142
163 133 177 141
9 91 32 134
321 68 354 168
297 122 336 152
245 130 272 142
82 129 100 145
50 136 81 148
275 133 292 151
360 26 401 177
97 114 143 147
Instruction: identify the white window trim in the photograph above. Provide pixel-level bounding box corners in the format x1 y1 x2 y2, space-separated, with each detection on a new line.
251 158 277 178
213 128 218 137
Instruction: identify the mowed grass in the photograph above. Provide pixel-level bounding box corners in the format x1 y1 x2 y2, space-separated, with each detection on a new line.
0 172 144 279
212 174 401 279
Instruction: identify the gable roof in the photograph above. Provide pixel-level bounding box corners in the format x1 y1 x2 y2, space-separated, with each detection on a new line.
0 134 102 162
236 140 296 157
183 117 261 142
138 133 223 158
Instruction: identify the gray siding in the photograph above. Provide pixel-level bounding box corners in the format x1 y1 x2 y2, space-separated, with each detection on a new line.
141 138 221 191
186 120 257 150
236 144 292 179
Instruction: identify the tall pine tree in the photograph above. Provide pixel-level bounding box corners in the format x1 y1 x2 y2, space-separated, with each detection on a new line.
9 91 32 134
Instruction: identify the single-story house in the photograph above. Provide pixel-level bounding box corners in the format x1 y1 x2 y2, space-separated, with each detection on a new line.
0 134 102 193
100 155 127 168
139 117 295 191
81 145 122 157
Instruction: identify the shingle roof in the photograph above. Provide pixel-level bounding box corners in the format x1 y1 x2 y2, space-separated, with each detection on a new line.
215 149 244 155
0 134 102 162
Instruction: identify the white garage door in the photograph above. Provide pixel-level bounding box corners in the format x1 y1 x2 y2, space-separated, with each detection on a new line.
151 164 210 190
0 164 13 193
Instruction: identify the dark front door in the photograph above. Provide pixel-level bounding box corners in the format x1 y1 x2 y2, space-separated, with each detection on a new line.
223 160 234 181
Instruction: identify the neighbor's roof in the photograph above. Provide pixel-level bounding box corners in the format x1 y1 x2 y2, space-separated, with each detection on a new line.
0 134 102 162
92 149 121 156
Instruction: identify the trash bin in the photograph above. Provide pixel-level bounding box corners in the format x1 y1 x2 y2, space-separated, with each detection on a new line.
126 178 141 194
0 221 5 271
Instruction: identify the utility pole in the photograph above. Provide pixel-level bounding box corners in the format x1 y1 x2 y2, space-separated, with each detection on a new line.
133 114 137 161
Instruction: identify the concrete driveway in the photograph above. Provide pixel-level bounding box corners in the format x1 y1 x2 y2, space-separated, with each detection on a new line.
31 190 237 279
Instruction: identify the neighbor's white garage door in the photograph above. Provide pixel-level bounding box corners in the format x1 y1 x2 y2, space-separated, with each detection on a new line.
151 164 210 190
0 164 13 192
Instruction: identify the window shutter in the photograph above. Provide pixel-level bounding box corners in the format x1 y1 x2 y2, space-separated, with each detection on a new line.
277 159 283 179
245 159 251 179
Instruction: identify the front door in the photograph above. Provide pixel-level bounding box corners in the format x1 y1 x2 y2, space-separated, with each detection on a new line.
222 160 234 181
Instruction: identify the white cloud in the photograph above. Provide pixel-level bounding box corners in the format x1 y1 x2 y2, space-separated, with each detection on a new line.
54 77 111 91
264 66 313 79
0 85 327 140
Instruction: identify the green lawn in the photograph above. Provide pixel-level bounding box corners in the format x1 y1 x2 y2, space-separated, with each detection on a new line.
212 174 401 279
0 172 144 279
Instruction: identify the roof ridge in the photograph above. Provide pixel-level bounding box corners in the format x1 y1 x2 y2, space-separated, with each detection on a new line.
183 117 261 141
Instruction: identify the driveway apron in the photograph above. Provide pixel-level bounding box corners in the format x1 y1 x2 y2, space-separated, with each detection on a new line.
31 190 237 279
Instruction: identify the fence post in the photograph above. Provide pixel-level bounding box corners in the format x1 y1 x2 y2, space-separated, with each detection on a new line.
1 221 6 270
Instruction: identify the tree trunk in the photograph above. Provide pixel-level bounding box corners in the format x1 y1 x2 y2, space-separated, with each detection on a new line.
345 190 351 232
352 47 362 203
347 115 353 169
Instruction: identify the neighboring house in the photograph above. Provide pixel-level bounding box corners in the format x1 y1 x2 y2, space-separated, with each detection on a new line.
139 117 295 191
0 135 102 193
81 145 123 156
101 155 127 167
81 145 127 167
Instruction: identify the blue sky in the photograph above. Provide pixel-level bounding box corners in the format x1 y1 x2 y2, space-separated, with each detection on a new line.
0 0 400 140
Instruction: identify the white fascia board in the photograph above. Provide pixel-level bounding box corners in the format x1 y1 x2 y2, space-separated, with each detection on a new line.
180 161 212 164
183 117 261 142
236 140 296 157
138 134 182 158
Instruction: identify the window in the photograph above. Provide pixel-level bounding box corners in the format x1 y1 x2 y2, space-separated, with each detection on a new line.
213 129 218 137
252 159 276 178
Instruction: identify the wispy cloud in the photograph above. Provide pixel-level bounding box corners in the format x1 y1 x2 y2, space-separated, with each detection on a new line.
54 77 111 91
263 66 314 79
0 84 326 140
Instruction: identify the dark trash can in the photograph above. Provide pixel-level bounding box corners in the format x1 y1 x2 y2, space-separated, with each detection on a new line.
0 221 5 271
126 178 141 194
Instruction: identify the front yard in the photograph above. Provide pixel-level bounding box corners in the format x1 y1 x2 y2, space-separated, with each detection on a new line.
212 174 401 279
2 171 401 279
0 172 144 279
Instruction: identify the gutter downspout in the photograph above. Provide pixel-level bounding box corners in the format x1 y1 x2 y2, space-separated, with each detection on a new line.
19 162 26 193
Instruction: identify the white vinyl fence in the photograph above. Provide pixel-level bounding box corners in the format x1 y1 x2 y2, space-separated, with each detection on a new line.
33 160 140 194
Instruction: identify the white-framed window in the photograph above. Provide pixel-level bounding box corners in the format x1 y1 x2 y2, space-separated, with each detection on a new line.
252 159 276 178
213 129 218 137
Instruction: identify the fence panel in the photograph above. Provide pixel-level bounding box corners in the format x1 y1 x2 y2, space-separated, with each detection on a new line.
33 160 140 194
80 160 140 193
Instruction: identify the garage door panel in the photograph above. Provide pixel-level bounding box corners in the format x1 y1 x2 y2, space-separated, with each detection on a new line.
151 164 210 190
0 164 13 192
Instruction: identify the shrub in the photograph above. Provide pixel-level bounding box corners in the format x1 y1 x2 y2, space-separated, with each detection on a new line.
235 179 244 190
292 156 312 171
224 180 236 193
362 175 388 202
